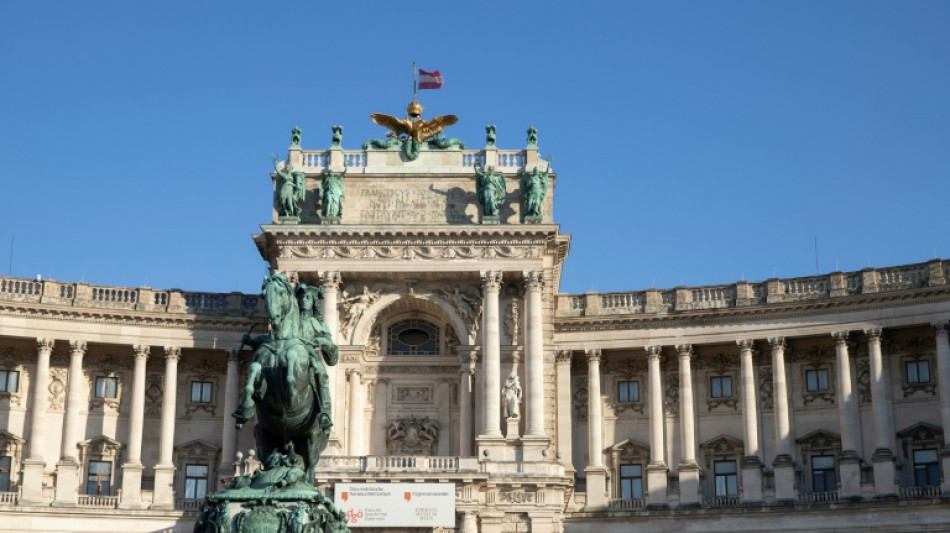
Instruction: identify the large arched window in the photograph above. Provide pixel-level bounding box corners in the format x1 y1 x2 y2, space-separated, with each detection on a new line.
387 319 440 355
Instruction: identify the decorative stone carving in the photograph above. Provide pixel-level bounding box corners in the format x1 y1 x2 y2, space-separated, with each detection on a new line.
758 366 774 411
384 416 440 455
796 429 841 454
445 327 460 356
175 439 221 482
365 324 381 358
442 287 482 334
572 377 588 421
339 286 382 340
502 512 531 533
504 300 520 345
393 386 433 404
664 373 679 415
855 357 872 404
47 367 66 411
145 373 164 417
500 490 535 504
285 244 542 261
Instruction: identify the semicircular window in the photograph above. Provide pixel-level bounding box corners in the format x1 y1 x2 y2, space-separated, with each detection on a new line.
387 319 440 355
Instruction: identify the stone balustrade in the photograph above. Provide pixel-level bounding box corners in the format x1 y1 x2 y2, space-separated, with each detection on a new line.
77 494 119 508
607 497 646 510
0 276 265 318
0 491 16 505
557 259 948 318
297 147 540 175
313 455 479 475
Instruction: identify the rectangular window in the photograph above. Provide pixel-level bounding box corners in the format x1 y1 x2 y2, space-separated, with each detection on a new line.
191 381 213 403
0 456 11 492
619 464 643 499
805 369 830 392
710 376 733 398
184 464 209 499
618 381 640 403
87 461 112 495
714 460 738 496
906 361 931 384
0 371 18 393
913 449 940 487
811 455 836 492
94 377 118 399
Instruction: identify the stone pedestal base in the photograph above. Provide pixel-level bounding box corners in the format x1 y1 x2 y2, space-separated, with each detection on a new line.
481 215 500 225
773 456 798 503
584 467 608 509
152 464 177 509
459 510 479 533
477 435 512 462
505 417 520 440
277 216 300 225
118 463 145 509
320 216 341 225
52 459 79 507
839 454 862 500
677 462 701 508
740 457 763 504
521 435 552 462
19 459 47 506
872 450 897 499
523 216 542 224
646 463 669 508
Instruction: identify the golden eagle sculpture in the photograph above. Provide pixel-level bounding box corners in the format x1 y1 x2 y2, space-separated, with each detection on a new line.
364 98 460 160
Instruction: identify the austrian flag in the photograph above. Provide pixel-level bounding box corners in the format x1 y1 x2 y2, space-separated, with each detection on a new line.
418 68 444 89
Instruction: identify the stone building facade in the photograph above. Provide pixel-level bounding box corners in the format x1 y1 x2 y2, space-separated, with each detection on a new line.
0 128 948 532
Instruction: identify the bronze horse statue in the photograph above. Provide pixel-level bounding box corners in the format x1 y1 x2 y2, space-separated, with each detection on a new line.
232 273 339 483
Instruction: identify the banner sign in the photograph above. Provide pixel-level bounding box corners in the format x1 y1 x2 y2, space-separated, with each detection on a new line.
334 482 456 528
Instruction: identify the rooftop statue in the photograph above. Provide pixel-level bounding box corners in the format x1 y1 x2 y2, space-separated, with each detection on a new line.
290 126 302 148
526 126 538 147
272 154 306 219
320 162 346 219
367 98 458 161
331 125 343 148
474 161 506 219
521 157 552 219
486 125 497 148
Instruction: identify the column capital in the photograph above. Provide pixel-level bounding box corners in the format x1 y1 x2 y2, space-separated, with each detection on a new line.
36 338 54 352
585 348 603 364
69 340 87 354
645 345 662 360
480 270 503 291
864 327 883 341
228 348 241 362
932 321 950 335
555 350 573 364
163 346 182 361
676 344 693 358
321 271 342 290
737 339 755 352
346 368 362 378
768 337 786 350
132 345 150 360
522 270 545 291
832 330 850 345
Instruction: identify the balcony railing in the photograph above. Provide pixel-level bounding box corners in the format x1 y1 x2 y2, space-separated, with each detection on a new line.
77 494 119 508
798 491 839 503
178 498 204 510
607 497 646 510
899 485 942 499
0 491 16 505
314 455 478 475
703 495 741 508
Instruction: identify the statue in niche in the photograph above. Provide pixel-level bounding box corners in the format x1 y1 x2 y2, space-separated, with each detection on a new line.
485 125 497 148
526 126 537 147
441 287 480 331
520 158 551 218
474 161 507 218
271 154 306 218
503 373 522 419
290 126 302 148
331 125 343 148
504 300 519 345
320 162 346 218
339 286 380 339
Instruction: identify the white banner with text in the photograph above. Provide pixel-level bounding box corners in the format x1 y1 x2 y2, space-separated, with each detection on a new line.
334 482 456 528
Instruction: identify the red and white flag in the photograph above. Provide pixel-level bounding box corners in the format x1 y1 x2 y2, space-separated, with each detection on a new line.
417 68 444 89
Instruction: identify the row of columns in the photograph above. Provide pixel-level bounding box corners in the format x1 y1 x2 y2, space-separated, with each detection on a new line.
18 339 243 509
581 322 950 508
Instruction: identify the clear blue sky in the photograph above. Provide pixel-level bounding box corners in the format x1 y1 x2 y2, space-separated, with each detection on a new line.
1 2 948 295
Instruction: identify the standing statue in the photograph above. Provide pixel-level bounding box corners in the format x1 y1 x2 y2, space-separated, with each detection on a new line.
339 286 380 339
520 158 551 219
331 125 343 148
473 161 507 218
272 154 306 218
486 125 497 148
526 126 538 147
290 126 302 148
503 373 522 419
320 163 346 218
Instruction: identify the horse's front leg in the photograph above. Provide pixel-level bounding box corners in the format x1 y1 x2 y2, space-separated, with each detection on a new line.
232 361 262 428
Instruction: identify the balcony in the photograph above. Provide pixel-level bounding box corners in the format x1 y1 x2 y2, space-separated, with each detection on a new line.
899 485 942 500
798 491 839 503
77 494 119 508
607 497 646 510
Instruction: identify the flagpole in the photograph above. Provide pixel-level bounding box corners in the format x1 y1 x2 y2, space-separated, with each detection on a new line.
412 61 418 100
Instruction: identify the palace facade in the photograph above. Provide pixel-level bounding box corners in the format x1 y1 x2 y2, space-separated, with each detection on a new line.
0 124 949 532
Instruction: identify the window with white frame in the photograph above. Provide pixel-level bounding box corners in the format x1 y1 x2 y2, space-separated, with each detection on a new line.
913 449 940 487
805 369 830 392
190 381 213 404
0 371 18 393
184 464 210 500
810 455 836 492
801 364 835 405
618 380 640 403
619 464 643 499
95 376 118 398
714 460 738 496
86 461 113 495
901 354 937 397
710 376 733 398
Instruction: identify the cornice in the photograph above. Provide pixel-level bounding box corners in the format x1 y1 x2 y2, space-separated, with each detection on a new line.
258 224 563 240
554 285 950 333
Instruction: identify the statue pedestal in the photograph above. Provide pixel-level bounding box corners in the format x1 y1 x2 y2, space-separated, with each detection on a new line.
52 459 79 507
505 417 520 440
523 216 542 224
481 215 500 225
320 216 341 225
278 216 300 225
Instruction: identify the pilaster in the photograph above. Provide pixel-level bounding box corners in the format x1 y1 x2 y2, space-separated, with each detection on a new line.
21 338 54 506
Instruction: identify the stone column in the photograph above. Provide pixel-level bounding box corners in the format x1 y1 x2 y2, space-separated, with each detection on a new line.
459 356 476 457
54 340 86 506
645 345 669 508
833 331 861 499
346 369 363 456
460 510 478 533
479 271 503 440
769 337 797 502
120 344 149 509
677 344 700 507
219 349 240 485
523 271 546 439
555 350 574 473
584 348 607 508
866 328 896 498
932 322 950 493
322 271 343 453
21 338 54 505
153 346 180 509
738 339 762 503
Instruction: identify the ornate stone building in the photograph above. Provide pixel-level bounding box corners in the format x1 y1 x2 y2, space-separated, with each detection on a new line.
0 122 949 532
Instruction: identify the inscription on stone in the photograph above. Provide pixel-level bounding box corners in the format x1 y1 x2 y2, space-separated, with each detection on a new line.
358 188 468 224
394 385 433 404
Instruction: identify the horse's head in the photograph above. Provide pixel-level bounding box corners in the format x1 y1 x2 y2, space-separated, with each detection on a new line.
263 274 296 331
